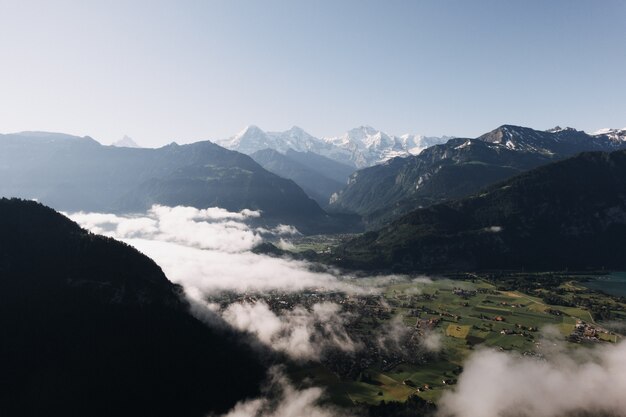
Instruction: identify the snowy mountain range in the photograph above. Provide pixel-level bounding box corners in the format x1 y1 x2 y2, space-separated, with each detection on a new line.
216 125 453 168
593 127 626 143
329 124 626 227
323 126 454 168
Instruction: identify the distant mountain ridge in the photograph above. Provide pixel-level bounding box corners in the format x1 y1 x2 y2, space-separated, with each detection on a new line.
477 125 623 155
0 131 358 234
334 149 626 272
329 124 626 227
250 148 354 207
217 125 452 168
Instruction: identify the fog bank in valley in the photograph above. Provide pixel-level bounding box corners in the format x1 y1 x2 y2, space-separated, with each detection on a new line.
69 205 356 295
69 206 626 417
69 205 377 361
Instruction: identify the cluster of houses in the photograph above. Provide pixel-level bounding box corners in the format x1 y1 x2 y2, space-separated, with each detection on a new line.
452 288 477 298
568 320 611 343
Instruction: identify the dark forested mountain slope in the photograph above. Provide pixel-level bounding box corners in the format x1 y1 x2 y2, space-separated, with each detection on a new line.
330 125 626 227
0 132 355 233
251 148 353 207
335 151 626 272
0 198 266 417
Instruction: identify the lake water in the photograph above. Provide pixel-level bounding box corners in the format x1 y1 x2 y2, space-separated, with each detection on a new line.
582 272 626 297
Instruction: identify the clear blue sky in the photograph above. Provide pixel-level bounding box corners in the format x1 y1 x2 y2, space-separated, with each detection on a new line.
0 0 624 146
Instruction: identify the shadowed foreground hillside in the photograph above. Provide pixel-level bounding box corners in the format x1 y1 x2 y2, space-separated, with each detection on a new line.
0 198 266 417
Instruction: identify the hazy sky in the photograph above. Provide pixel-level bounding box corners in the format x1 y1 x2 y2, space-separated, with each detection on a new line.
1 0 624 146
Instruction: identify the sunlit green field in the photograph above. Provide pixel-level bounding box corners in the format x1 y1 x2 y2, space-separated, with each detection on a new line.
292 275 625 406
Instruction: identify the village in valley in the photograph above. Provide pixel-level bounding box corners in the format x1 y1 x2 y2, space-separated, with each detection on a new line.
205 271 625 406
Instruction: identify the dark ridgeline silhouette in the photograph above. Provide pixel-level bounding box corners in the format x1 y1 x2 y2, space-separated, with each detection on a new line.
335 150 626 272
0 198 266 417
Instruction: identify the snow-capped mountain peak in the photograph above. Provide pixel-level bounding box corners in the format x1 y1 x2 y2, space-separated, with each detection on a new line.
593 127 626 142
268 126 319 148
346 125 380 139
237 124 265 136
111 135 140 148
284 125 309 136
233 125 269 144
219 125 274 154
323 126 452 167
217 125 452 168
218 125 331 156
546 126 577 133
327 126 394 151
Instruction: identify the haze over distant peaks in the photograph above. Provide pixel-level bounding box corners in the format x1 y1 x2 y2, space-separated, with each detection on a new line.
217 125 453 168
112 135 140 148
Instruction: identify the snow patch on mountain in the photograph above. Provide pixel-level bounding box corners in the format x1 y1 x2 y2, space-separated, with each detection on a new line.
546 126 577 133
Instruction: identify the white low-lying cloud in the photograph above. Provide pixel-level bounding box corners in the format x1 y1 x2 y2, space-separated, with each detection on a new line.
218 367 352 417
67 205 408 362
438 339 626 417
71 205 417 297
257 224 300 237
220 301 358 361
421 331 443 353
68 205 626 417
68 205 359 294
124 238 352 295
70 205 262 252
377 315 412 353
377 315 443 355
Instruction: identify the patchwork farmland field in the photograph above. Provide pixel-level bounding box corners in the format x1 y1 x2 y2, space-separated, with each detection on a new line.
288 273 625 405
